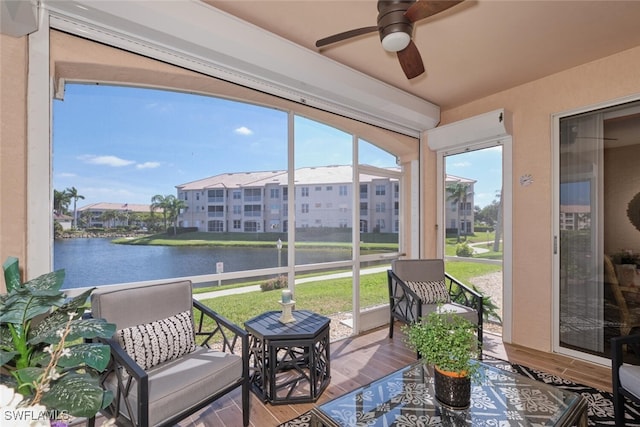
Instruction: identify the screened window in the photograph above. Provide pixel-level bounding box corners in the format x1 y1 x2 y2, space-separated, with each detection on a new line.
208 205 224 217
208 189 224 203
244 205 261 217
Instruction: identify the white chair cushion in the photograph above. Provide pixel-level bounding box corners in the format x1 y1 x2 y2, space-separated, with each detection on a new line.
422 302 479 325
620 363 640 400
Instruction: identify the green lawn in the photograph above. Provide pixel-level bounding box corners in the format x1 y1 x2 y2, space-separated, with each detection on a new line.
114 231 502 326
199 262 501 327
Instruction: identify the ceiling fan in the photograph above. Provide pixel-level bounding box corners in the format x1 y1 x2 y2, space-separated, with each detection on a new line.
315 0 465 80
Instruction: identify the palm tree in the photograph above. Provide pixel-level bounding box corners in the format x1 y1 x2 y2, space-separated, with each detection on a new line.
53 189 71 214
65 186 85 228
165 195 186 235
99 210 118 228
446 182 473 242
151 194 171 231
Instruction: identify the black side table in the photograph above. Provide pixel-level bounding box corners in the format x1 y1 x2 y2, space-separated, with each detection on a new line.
244 310 331 404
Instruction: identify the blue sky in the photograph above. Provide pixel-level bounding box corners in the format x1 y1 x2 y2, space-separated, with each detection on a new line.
53 84 501 208
446 147 503 208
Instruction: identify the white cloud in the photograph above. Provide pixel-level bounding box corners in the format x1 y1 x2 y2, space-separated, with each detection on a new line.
57 172 77 178
136 161 161 170
451 161 472 168
78 155 135 167
234 126 253 136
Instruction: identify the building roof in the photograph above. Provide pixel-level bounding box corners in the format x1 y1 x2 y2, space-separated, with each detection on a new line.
177 165 402 190
78 202 150 213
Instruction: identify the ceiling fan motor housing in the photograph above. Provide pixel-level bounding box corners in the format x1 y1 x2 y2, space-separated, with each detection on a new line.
377 0 414 52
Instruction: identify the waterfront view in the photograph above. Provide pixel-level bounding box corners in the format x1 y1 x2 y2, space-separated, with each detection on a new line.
54 238 350 289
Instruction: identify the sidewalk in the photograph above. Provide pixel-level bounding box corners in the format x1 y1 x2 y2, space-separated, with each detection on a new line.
193 265 389 300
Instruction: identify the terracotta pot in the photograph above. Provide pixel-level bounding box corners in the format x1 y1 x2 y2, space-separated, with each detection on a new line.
434 367 471 409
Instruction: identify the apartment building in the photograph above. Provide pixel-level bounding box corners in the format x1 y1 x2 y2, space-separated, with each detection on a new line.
177 165 474 235
77 202 151 228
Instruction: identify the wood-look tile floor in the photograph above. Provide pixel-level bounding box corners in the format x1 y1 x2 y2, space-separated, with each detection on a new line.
175 324 612 427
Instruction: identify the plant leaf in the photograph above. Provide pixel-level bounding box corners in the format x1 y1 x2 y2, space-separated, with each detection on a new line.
23 269 65 292
0 349 19 365
14 366 45 385
56 342 111 371
0 289 63 325
28 318 116 345
29 288 95 338
3 256 21 292
41 371 106 418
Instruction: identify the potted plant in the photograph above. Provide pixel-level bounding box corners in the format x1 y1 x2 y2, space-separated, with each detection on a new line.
1 256 116 422
403 309 479 409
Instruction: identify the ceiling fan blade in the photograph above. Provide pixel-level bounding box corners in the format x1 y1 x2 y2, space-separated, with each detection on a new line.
397 40 425 79
315 26 379 48
404 0 465 23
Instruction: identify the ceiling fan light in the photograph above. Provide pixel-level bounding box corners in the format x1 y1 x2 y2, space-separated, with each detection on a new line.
381 32 410 52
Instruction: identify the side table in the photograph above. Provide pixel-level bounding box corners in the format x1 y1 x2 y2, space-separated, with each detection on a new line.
244 310 331 404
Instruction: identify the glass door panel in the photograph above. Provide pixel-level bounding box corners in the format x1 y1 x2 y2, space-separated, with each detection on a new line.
558 100 640 360
293 116 353 330
357 140 401 318
444 146 504 335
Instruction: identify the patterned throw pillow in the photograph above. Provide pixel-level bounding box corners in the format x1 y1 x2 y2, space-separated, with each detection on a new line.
116 310 196 370
405 280 450 304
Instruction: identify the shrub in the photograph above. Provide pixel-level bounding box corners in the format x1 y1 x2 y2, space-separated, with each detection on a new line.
456 242 474 257
260 275 288 291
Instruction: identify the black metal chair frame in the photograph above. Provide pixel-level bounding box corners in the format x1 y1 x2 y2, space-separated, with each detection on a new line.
387 269 484 355
611 334 640 427
88 299 249 427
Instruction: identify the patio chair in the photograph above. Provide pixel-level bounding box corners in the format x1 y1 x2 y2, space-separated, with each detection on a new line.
387 259 483 354
87 280 249 427
611 333 640 426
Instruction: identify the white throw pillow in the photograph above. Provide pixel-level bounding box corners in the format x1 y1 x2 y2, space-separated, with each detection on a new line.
117 310 196 370
405 280 451 304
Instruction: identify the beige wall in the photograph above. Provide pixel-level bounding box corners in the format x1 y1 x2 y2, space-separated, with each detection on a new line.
0 34 28 290
423 45 640 352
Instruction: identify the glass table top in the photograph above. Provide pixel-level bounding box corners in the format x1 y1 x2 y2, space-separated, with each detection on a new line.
313 361 587 426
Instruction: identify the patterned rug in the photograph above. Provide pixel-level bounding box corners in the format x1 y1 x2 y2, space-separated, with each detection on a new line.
278 358 640 427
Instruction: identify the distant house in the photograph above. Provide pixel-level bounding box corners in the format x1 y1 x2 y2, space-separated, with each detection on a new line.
77 202 151 228
53 212 73 230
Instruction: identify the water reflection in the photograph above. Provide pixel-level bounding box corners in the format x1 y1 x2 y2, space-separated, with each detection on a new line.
54 238 351 289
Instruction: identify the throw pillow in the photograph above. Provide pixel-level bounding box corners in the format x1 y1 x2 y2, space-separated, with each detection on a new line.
117 310 196 370
405 280 450 304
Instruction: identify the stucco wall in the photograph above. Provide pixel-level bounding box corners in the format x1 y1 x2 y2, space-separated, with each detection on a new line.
0 34 28 290
424 45 640 352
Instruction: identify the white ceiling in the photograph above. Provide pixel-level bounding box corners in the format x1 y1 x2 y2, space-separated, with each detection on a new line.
206 0 640 110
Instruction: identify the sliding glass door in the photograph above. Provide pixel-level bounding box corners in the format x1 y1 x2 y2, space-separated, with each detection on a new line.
557 99 640 361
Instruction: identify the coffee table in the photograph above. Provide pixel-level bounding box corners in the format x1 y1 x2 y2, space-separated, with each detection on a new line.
311 361 587 426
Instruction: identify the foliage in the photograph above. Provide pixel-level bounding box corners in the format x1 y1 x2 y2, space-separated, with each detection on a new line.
455 241 474 257
1 258 116 418
260 275 288 291
402 310 479 376
151 194 186 234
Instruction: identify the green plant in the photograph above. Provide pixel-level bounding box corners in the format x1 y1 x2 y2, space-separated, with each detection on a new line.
402 309 479 376
455 241 474 257
0 257 116 418
260 275 288 292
